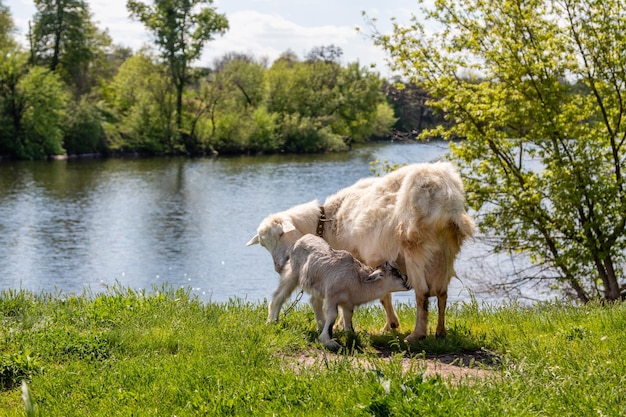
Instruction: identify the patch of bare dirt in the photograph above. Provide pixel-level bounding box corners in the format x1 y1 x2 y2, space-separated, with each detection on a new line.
282 348 497 384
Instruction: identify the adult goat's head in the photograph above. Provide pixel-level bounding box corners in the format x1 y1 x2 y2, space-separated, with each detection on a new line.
246 216 303 272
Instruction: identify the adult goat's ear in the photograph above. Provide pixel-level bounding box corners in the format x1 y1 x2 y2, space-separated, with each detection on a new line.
281 219 296 234
246 234 260 246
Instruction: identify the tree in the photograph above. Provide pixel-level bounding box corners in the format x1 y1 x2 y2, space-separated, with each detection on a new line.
373 0 626 302
0 50 67 159
30 0 109 96
211 53 266 108
331 62 395 143
266 48 342 120
305 44 343 64
184 54 269 154
383 79 444 135
127 0 228 143
108 52 177 153
263 47 396 151
0 0 15 49
63 96 105 155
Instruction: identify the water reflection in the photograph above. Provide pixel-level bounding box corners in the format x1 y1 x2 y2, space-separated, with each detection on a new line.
0 142 541 304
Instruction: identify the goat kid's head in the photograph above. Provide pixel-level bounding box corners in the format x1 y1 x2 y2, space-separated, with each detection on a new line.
246 217 302 272
365 262 412 291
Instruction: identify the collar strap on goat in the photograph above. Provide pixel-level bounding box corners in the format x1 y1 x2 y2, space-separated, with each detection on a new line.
317 206 327 237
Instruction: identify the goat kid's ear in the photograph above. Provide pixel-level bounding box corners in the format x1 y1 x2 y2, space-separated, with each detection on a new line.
365 270 384 282
386 261 399 270
246 234 260 246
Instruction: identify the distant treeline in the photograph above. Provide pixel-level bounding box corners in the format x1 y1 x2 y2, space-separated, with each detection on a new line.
0 0 445 160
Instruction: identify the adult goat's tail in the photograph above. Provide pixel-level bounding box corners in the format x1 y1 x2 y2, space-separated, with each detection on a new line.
454 212 475 241
404 161 475 241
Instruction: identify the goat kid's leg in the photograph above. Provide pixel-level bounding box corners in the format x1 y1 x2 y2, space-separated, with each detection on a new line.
309 295 325 332
436 292 447 338
319 303 341 350
340 306 355 333
335 306 346 330
405 291 429 344
267 275 299 323
380 293 401 332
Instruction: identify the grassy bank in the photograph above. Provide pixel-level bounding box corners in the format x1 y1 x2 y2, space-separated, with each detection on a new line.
0 286 624 416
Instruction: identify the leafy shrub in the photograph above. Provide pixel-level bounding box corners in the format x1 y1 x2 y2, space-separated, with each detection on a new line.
280 114 346 153
0 59 68 159
209 110 253 153
248 106 283 152
63 97 105 155
0 351 43 390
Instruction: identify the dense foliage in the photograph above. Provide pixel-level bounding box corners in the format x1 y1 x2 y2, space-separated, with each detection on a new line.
0 0 433 160
30 0 109 97
127 0 229 149
374 0 626 302
0 51 68 159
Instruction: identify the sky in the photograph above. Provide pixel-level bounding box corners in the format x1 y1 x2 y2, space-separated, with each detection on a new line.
5 0 421 75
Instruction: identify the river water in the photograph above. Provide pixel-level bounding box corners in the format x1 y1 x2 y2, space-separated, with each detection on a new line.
0 142 542 305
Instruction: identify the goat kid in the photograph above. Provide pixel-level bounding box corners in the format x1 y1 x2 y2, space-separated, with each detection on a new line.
269 234 411 350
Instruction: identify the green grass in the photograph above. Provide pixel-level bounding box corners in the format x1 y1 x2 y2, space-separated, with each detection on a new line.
1 285 625 416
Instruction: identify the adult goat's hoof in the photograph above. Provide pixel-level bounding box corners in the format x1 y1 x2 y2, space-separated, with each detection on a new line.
382 321 401 333
404 333 426 345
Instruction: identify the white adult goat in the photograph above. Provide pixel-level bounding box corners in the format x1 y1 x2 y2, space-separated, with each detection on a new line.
247 162 474 343
269 234 411 350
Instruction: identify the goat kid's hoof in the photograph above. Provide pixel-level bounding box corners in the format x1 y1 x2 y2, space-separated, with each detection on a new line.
323 340 342 351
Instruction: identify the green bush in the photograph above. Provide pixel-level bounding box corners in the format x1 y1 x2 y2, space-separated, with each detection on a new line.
0 53 68 159
248 106 283 152
280 113 346 153
209 110 253 153
63 97 105 155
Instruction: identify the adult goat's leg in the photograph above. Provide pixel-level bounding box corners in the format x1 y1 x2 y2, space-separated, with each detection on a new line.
435 291 447 338
405 291 429 344
404 257 430 344
379 253 408 332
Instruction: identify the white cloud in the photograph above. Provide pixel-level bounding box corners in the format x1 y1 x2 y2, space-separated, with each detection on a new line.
89 0 150 50
5 0 416 72
203 10 388 69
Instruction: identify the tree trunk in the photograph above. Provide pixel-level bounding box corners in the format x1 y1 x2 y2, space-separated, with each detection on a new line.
599 256 621 301
567 275 590 304
176 82 183 130
51 0 63 71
